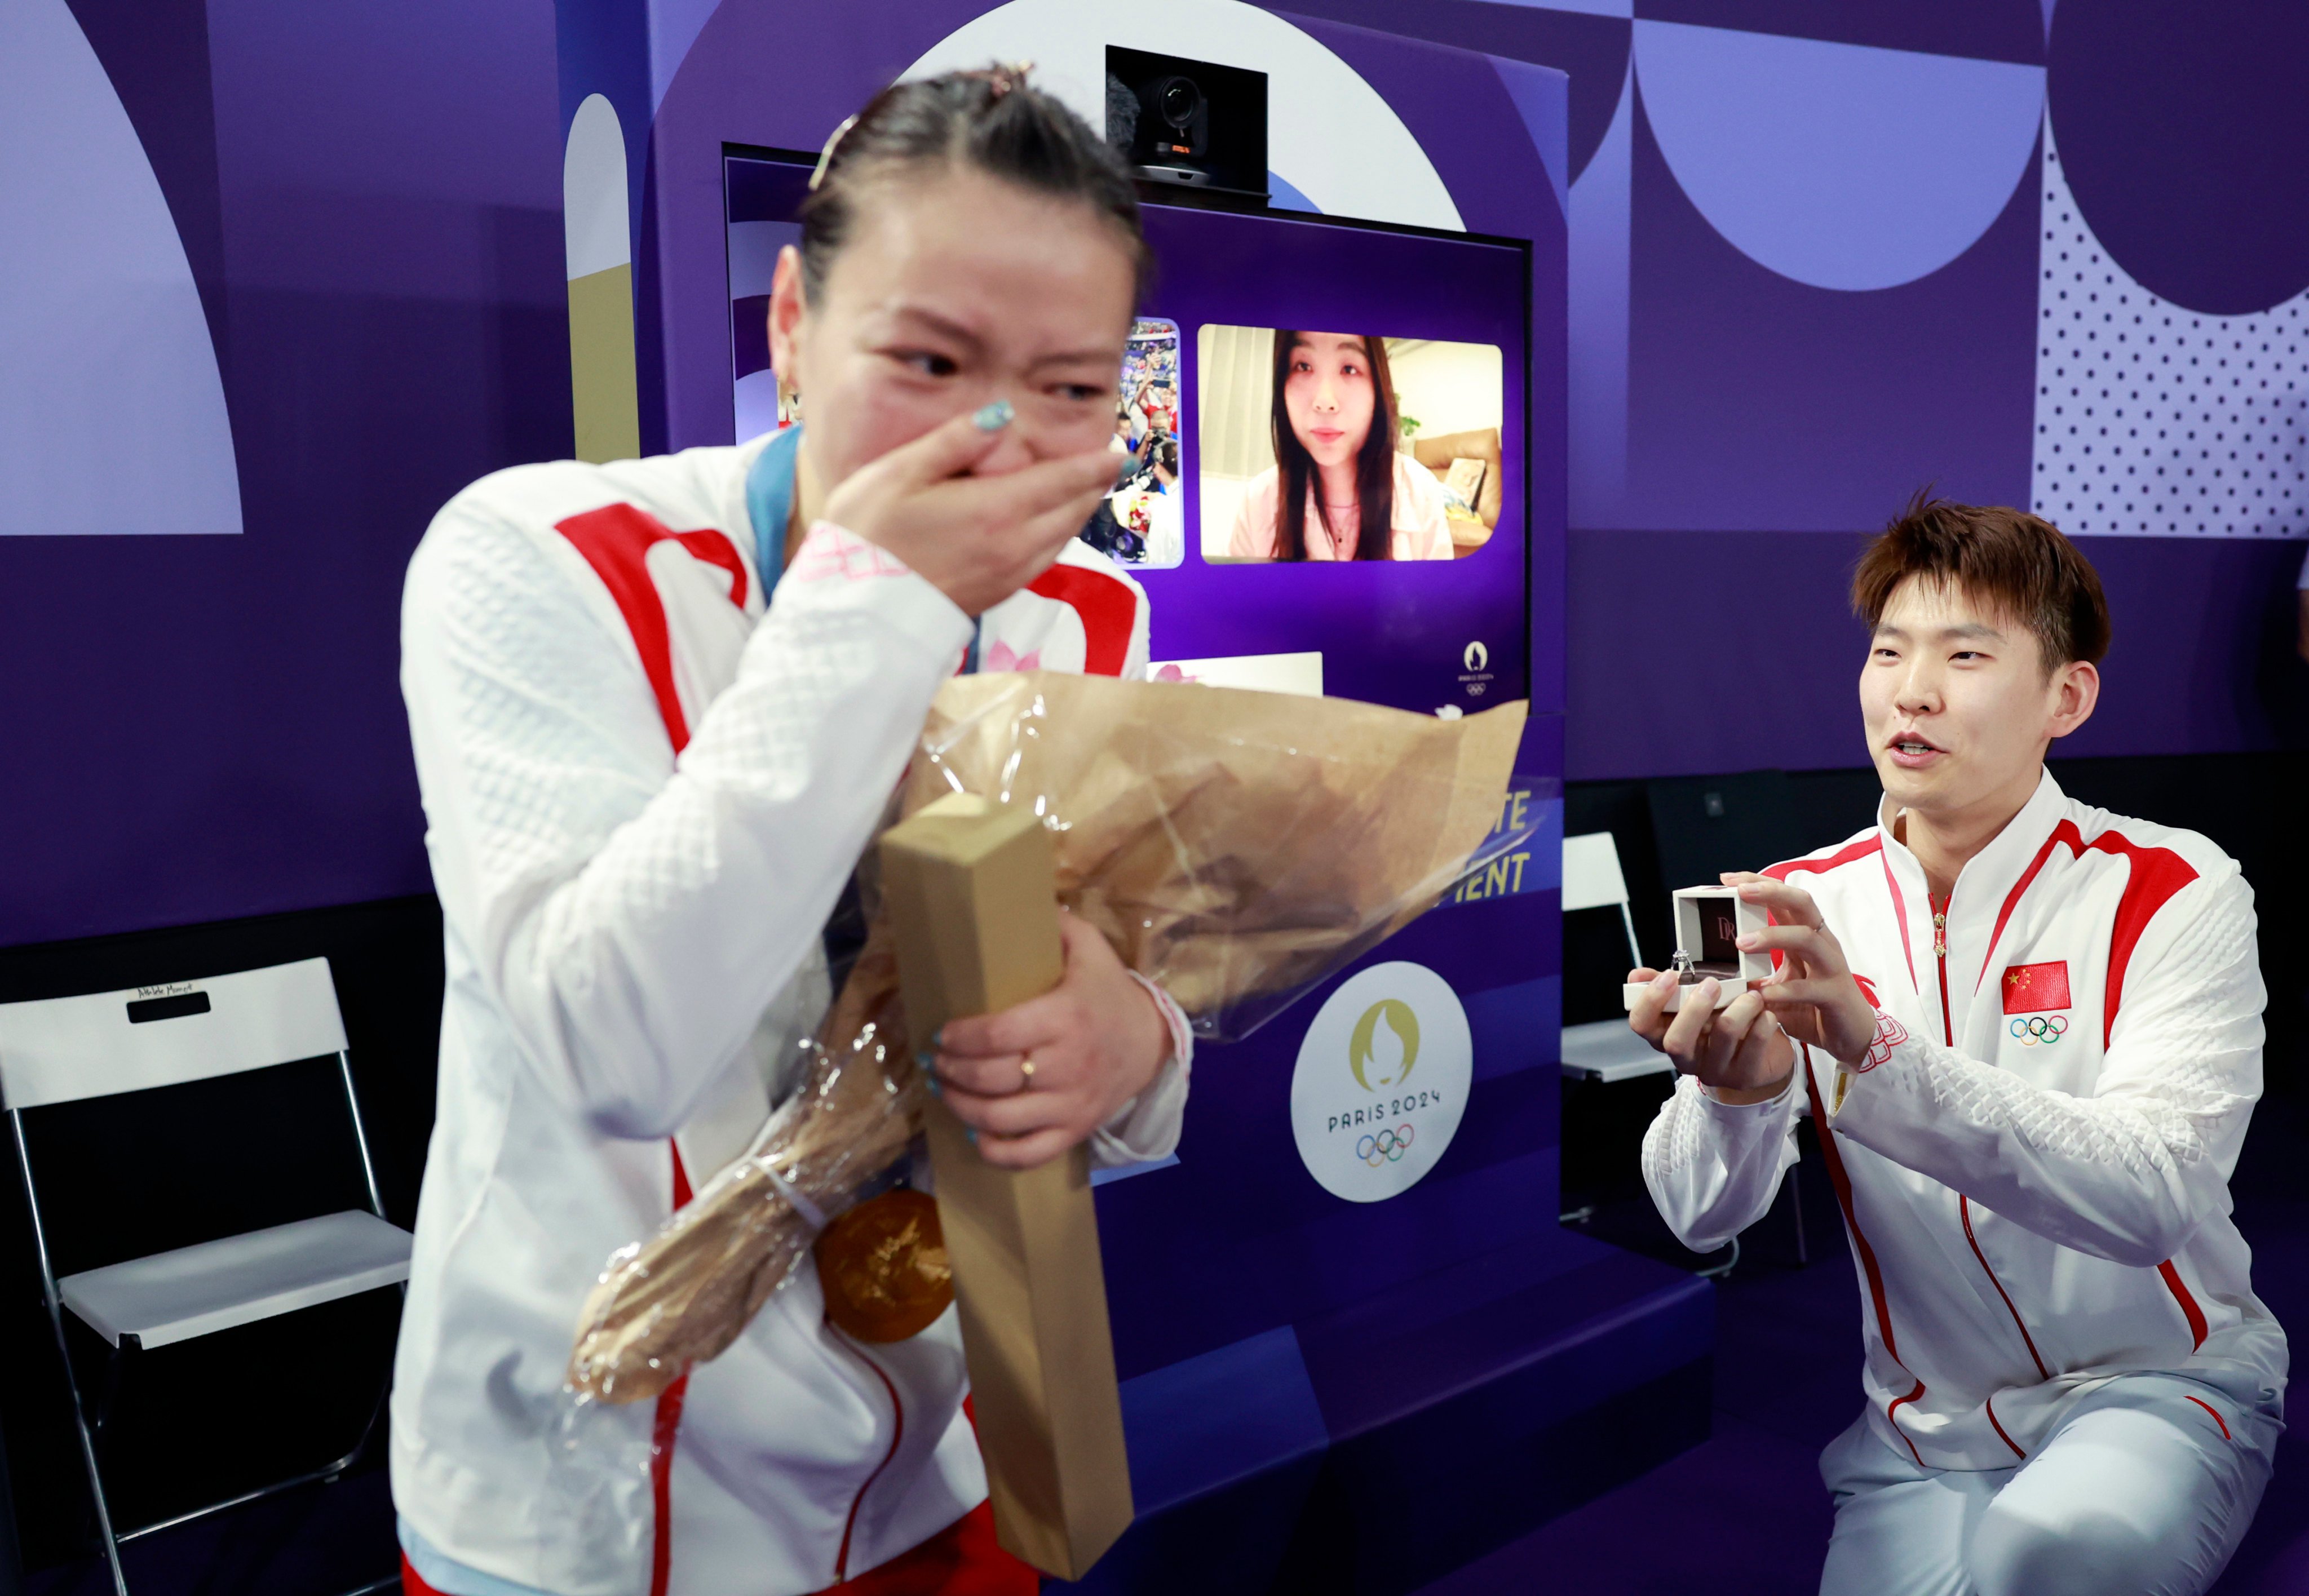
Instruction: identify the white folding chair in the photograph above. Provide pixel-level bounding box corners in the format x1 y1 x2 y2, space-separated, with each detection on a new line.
1561 831 1643 969
0 958 410 1596
1559 832 1670 1083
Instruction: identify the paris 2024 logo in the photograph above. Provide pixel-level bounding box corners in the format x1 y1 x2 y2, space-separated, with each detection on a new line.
1291 963 1472 1203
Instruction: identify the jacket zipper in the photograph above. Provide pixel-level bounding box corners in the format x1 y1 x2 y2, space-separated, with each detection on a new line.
1937 896 2056 1398
1931 894 1953 1046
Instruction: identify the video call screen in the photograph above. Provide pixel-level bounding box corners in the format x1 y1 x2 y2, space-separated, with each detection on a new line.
725 154 1533 719
1196 327 1505 566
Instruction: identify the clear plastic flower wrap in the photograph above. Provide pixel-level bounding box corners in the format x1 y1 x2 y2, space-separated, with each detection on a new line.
567 672 1533 1403
565 946 917 1404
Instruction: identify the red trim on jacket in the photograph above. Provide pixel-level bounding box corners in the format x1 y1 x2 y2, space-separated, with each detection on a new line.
815 1500 1038 1596
402 1515 1037 1596
833 1352 909 1583
1877 848 1918 992
2160 1260 2210 1352
1764 835 1884 887
1960 1196 2051 1381
1763 837 1897 981
2184 1394 2232 1441
1975 828 2066 996
555 503 749 753
1983 1394 2027 1460
649 1143 697 1596
1971 819 2197 1043
1803 1052 1927 1468
1024 564 1135 677
2094 830 2200 1046
567 509 732 1596
1884 1384 1930 1463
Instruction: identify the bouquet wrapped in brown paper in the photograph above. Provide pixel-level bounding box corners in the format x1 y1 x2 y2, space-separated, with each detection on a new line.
568 672 1531 1404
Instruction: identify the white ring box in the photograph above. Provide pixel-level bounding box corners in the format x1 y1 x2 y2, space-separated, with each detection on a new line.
1622 886 1774 1013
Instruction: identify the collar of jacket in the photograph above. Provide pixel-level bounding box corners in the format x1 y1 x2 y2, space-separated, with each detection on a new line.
1873 769 2067 1010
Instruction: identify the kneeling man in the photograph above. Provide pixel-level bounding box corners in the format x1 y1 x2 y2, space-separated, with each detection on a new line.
1632 499 2284 1596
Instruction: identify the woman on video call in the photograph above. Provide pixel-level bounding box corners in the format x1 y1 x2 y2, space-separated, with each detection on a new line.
1227 330 1453 561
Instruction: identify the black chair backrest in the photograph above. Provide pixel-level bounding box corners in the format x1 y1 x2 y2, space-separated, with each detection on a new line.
1644 772 1810 903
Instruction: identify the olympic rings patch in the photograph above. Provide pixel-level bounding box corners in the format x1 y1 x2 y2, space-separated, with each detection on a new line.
1356 1124 1416 1167
2010 1015 2069 1046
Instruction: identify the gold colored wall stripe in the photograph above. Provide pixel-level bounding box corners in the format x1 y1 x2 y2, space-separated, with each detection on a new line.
568 263 639 464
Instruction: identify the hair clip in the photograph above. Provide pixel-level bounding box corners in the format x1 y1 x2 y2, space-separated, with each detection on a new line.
967 60 1034 99
808 113 860 192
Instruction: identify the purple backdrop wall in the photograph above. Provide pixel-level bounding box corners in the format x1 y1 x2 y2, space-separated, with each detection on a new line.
6 0 2306 952
0 0 567 949
1287 0 2309 782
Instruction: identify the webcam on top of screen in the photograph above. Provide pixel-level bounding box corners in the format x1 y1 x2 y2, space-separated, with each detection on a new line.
1105 46 1268 201
1624 886 1773 1013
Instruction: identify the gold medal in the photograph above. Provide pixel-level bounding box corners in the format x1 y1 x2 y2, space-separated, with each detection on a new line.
813 1189 953 1342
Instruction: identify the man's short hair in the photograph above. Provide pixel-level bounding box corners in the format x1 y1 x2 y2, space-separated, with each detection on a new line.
1852 494 2111 672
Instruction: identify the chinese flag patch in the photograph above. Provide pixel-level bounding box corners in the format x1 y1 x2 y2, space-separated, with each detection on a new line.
2002 961 2072 1014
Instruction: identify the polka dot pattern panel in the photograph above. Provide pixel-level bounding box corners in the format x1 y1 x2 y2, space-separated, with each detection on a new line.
2047 0 2309 317
2029 130 2306 539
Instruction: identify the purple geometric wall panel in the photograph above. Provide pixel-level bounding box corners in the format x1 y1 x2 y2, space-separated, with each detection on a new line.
1634 22 2041 292
1622 84 2040 530
2029 138 2305 538
1634 0 2042 64
1377 0 2309 545
2029 0 2309 536
1281 0 1629 184
1 0 240 538
2049 0 2309 318
0 0 568 947
1600 6 2047 531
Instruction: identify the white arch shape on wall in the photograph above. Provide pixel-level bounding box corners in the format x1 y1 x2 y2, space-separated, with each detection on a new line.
0 0 240 535
898 0 1462 235
564 94 631 280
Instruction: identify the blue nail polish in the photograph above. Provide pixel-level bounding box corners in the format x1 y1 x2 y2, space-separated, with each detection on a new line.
925 1074 943 1098
972 399 1013 432
963 1126 979 1146
930 1027 945 1049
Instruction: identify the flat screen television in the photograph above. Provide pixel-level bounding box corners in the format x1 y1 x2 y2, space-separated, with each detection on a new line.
723 151 1531 720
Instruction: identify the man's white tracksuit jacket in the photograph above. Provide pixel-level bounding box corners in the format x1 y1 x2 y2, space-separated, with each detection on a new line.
390 436 1189 1596
1644 773 2285 1472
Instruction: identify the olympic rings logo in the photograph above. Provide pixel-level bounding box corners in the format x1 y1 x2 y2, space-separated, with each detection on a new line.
1356 1124 1416 1166
2009 1015 2069 1046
